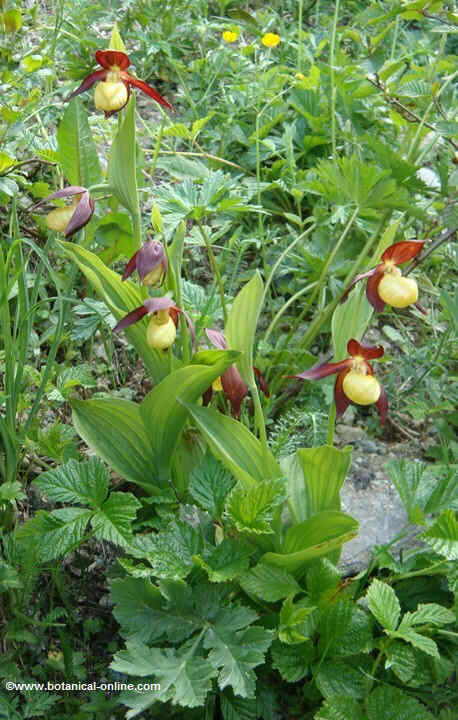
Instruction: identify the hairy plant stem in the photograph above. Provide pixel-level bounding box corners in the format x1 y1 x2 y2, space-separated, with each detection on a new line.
196 219 228 324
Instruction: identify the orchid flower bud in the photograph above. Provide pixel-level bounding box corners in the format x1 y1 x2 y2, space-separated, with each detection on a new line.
46 197 80 232
122 240 168 287
36 186 94 238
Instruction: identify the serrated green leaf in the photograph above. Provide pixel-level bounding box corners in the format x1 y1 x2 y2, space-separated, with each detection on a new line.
394 628 439 658
189 453 235 518
130 521 202 581
366 579 401 631
91 492 140 547
423 510 458 560
226 478 286 535
34 457 108 508
315 696 365 720
185 403 281 487
194 539 252 583
399 603 455 629
220 691 257 720
279 596 316 644
71 398 159 491
367 685 434 720
316 660 367 699
110 577 164 644
240 564 301 602
271 639 313 682
318 601 373 656
385 641 417 683
225 271 264 386
17 508 92 561
57 98 101 187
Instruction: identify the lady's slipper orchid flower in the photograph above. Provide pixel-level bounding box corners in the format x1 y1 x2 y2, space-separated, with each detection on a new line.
114 297 179 350
66 50 173 116
35 186 94 237
346 241 424 312
294 339 388 423
205 329 269 418
122 240 168 287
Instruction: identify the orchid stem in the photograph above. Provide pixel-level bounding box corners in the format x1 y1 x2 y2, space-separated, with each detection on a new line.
250 381 269 454
330 0 341 158
196 219 228 324
326 402 336 446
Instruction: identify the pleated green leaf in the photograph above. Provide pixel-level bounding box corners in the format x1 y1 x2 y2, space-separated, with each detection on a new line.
57 97 101 187
225 271 264 385
109 95 139 216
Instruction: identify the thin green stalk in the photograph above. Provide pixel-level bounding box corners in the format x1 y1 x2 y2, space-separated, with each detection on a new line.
262 222 316 307
297 0 304 73
263 281 318 344
326 402 337 445
330 0 341 158
250 381 269 455
196 219 228 324
390 15 400 60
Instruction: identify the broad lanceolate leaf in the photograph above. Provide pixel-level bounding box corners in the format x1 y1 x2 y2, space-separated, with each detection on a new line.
90 491 140 547
60 242 167 383
262 511 358 574
112 641 217 712
109 95 139 217
185 403 281 487
57 98 101 187
34 457 108 508
332 284 373 362
17 508 92 561
225 271 264 386
423 510 458 560
366 579 401 632
141 352 239 483
240 564 301 603
72 398 160 491
226 478 286 535
282 445 352 523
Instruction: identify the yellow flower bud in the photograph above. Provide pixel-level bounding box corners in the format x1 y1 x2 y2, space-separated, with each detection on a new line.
378 269 418 308
146 313 176 350
222 30 239 43
212 376 223 392
45 201 78 233
94 81 128 112
343 371 381 405
261 32 281 48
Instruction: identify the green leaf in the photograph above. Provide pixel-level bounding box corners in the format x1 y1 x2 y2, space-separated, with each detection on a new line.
140 353 238 482
393 628 439 658
366 579 401 631
306 559 341 605
60 242 167 383
17 508 92 561
34 457 108 508
332 285 373 362
193 539 252 583
315 697 365 720
240 564 301 603
130 521 202 581
316 660 367 699
318 602 373 657
367 685 434 720
279 596 316 644
72 398 160 491
226 478 286 535
57 98 101 187
385 642 417 683
271 640 313 682
262 511 358 573
220 691 257 720
282 445 352 523
112 641 217 710
185 403 281 487
189 453 235 518
225 271 264 386
423 510 458 560
91 492 140 547
109 96 138 216
111 577 164 644
399 603 455 628
205 624 273 698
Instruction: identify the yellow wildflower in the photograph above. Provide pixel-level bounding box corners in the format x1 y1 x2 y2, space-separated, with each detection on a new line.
261 32 280 48
222 30 239 43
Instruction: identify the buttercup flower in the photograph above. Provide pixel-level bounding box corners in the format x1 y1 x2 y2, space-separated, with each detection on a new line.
66 50 172 116
261 32 281 48
35 186 94 237
122 240 168 287
114 297 179 350
294 339 388 423
205 329 269 418
222 30 239 43
346 240 424 312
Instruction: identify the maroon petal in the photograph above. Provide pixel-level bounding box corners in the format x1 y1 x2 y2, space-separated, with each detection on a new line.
381 240 425 265
206 329 227 350
334 371 351 417
221 366 248 419
122 250 140 281
66 69 107 101
113 305 149 333
42 186 88 203
294 358 352 381
347 339 384 360
202 387 213 407
341 267 379 303
366 271 385 312
121 72 173 110
376 385 388 424
143 297 176 314
95 50 130 70
136 241 167 282
253 367 269 397
64 192 94 237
